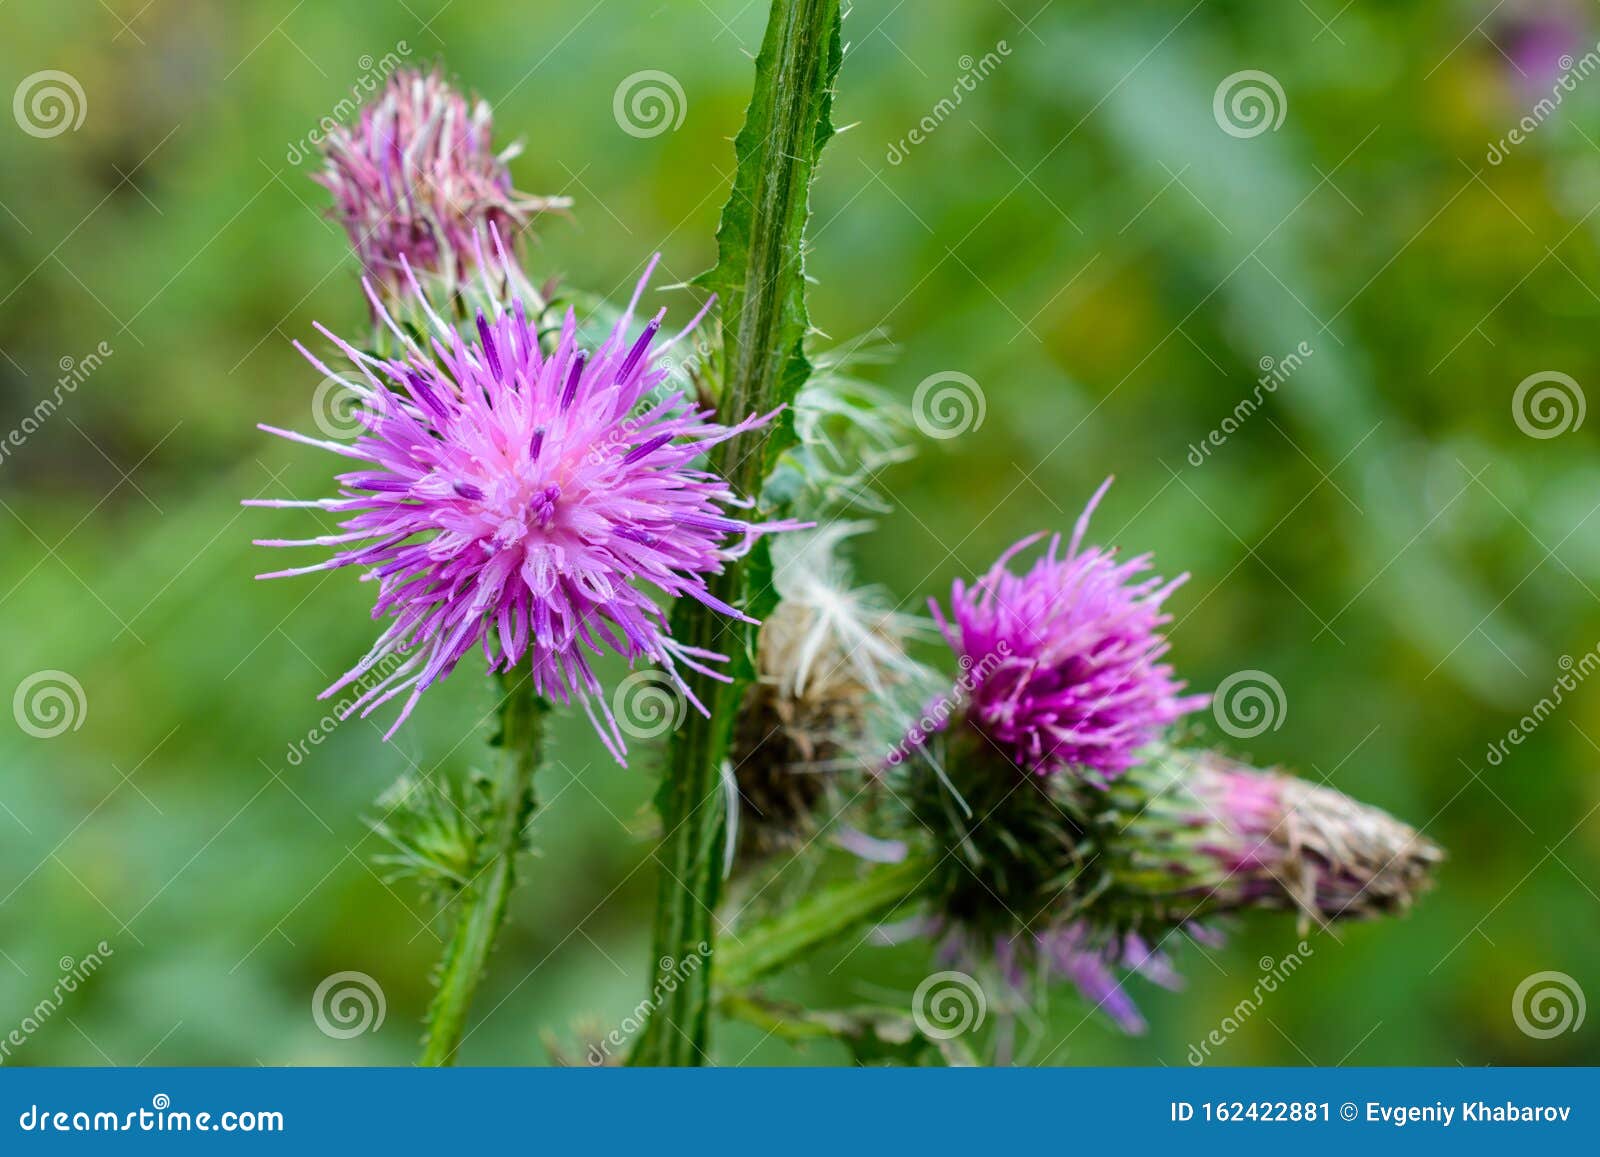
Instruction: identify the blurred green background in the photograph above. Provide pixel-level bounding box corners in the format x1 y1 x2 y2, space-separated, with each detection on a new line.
2 0 1598 1066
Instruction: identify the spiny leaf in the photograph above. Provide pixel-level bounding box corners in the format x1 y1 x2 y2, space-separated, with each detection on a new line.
700 0 844 501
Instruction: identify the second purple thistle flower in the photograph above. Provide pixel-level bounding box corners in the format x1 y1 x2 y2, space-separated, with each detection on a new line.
249 252 798 762
932 478 1208 783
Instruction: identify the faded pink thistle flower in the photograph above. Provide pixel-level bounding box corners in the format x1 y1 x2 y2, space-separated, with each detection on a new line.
932 478 1206 783
1181 752 1444 926
248 247 797 763
315 67 569 295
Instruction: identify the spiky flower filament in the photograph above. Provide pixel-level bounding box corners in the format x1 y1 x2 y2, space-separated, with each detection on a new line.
250 252 800 762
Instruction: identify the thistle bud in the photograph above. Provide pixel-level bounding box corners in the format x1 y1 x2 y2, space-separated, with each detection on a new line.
314 67 570 303
1103 749 1444 929
367 771 499 902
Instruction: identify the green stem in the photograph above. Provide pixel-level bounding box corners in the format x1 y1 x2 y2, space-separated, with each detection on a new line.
717 992 844 1044
717 856 934 993
631 0 843 1068
419 675 545 1066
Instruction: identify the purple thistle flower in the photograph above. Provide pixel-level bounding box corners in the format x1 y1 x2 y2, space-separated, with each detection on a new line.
248 246 797 763
931 478 1206 783
882 916 1207 1038
314 67 569 296
1025 923 1193 1036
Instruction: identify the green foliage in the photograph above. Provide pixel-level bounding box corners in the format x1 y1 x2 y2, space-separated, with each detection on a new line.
722 993 978 1065
368 771 498 901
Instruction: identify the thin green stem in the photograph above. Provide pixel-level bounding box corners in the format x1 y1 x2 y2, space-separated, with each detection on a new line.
716 856 934 993
419 675 546 1066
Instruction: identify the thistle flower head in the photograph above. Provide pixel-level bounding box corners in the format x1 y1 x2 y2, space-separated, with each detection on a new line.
932 478 1206 783
250 246 796 763
730 524 934 860
315 67 569 297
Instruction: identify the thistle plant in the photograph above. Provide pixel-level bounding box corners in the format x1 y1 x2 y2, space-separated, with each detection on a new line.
631 0 846 1065
244 9 1442 1068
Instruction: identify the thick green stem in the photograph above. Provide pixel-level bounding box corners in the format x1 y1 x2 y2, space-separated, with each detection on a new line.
419 675 545 1066
632 0 843 1066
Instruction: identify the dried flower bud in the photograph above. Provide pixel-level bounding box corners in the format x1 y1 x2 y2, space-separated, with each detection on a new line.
729 525 933 861
1110 749 1445 929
